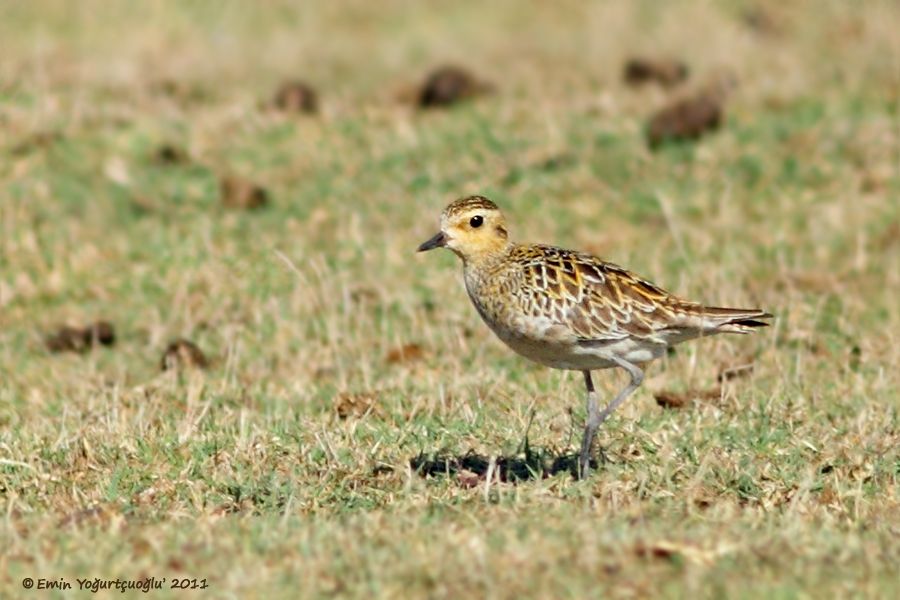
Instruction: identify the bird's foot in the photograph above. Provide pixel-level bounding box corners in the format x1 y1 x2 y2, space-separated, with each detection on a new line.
576 446 608 480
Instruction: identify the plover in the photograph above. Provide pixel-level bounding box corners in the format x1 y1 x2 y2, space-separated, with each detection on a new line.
418 195 772 477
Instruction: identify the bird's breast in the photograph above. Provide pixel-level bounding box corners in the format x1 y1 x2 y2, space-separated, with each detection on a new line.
463 266 592 369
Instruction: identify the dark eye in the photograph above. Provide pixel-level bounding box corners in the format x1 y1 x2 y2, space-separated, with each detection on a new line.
469 215 483 228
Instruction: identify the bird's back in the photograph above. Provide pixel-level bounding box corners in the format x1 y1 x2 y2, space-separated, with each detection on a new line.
465 243 770 359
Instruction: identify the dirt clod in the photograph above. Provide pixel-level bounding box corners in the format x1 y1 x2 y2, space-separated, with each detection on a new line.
456 469 482 488
57 505 109 529
654 387 720 409
272 80 319 114
647 74 737 149
648 95 722 148
160 339 209 371
741 5 786 37
386 343 425 365
624 57 689 88
45 321 116 353
335 392 378 420
220 175 269 210
717 363 755 382
11 131 63 156
153 144 189 166
418 65 492 108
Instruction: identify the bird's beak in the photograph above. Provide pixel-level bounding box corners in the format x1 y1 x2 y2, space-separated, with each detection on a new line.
417 231 446 252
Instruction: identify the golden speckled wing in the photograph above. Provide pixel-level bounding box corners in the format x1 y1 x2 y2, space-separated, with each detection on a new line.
512 245 699 344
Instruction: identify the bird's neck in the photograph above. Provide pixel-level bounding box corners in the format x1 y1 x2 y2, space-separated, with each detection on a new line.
460 240 513 270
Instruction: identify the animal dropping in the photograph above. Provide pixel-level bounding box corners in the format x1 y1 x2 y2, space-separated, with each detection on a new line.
271 80 319 114
386 343 425 365
45 321 116 353
418 65 492 108
334 392 378 420
654 388 720 409
647 73 737 149
152 144 189 166
624 57 689 88
220 175 269 210
160 339 209 371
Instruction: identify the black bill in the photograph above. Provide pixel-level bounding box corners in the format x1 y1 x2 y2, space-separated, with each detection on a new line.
417 231 446 252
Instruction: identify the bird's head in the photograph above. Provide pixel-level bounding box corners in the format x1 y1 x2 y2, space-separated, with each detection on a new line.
417 195 511 263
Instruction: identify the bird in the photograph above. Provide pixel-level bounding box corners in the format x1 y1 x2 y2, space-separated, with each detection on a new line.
417 195 772 477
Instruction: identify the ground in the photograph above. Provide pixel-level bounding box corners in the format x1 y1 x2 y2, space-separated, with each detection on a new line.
1 1 899 598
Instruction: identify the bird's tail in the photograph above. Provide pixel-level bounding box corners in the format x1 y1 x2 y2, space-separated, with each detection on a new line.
697 306 773 334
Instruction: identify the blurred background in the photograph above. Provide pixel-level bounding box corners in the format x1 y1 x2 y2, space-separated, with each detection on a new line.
1 1 899 597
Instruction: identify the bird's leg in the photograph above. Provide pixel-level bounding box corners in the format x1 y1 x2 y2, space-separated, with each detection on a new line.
578 359 645 478
596 357 644 426
578 370 601 479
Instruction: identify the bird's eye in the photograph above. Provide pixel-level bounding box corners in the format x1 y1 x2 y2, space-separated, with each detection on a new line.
469 215 484 228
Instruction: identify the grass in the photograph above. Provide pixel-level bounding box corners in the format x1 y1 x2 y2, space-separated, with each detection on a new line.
1 1 899 597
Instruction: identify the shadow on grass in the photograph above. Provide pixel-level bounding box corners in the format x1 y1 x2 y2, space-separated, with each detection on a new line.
409 447 600 483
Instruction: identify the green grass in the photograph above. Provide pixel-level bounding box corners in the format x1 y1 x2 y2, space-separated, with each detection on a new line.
2 1 899 598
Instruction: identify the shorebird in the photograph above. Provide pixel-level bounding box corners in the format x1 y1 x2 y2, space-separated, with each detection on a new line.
418 195 772 477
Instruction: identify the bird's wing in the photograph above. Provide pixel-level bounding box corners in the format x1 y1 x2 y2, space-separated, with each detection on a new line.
517 246 696 345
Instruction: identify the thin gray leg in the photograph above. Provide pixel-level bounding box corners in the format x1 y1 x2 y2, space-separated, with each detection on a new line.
578 358 645 478
578 370 600 479
596 357 644 424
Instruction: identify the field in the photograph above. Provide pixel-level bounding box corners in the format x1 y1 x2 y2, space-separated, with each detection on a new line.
2 1 899 597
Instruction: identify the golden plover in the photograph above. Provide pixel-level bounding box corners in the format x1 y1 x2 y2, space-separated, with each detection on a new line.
418 195 772 477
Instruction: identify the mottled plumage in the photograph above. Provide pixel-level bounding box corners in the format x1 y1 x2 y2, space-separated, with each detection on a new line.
418 195 772 476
